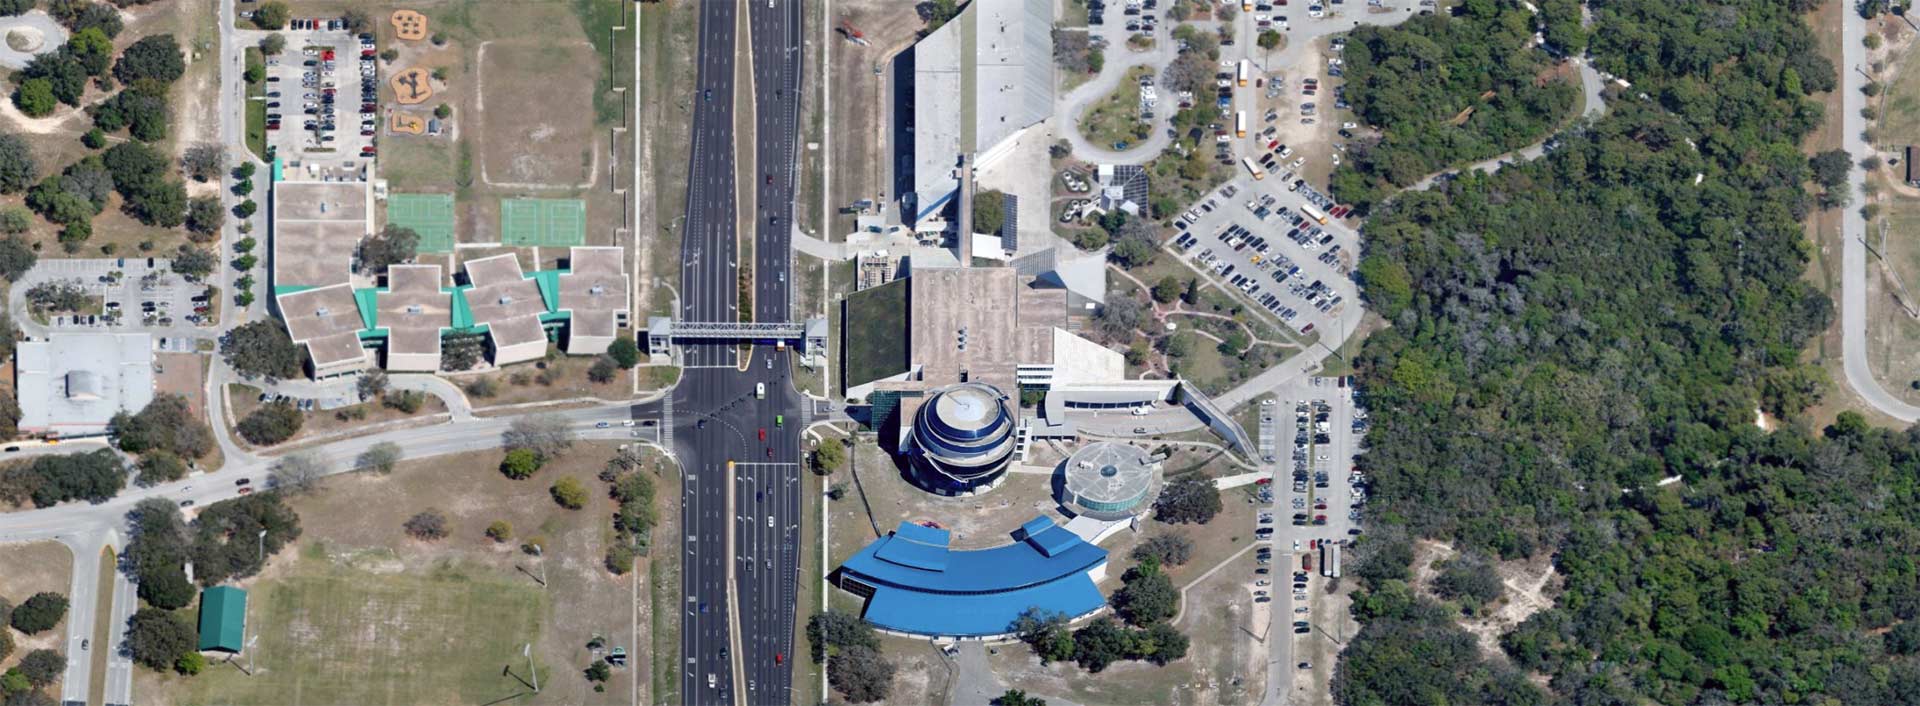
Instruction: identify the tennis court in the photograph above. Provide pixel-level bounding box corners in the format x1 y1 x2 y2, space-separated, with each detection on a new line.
386 193 456 253
500 198 586 247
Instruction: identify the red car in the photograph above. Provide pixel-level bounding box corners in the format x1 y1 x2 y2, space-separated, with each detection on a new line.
758 428 766 441
775 653 783 665
1255 478 1271 485
766 448 773 459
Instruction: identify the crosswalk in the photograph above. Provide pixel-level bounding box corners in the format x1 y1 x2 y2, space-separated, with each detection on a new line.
662 394 676 450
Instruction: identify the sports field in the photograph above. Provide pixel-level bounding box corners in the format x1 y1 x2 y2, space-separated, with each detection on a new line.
387 193 457 253
159 546 547 706
500 198 586 247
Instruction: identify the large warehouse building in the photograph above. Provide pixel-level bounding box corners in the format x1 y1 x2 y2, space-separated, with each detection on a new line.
899 0 1054 225
834 517 1108 638
14 333 153 438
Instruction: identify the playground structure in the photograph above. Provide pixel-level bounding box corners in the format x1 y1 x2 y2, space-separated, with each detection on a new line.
390 67 433 105
388 112 425 135
391 10 427 41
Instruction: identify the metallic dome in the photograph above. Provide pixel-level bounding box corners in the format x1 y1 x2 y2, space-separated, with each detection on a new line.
910 383 1017 488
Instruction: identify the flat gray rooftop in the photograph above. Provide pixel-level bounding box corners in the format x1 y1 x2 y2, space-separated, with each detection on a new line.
16 332 153 436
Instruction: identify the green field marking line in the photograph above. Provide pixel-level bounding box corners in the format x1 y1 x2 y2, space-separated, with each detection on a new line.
387 193 457 253
500 198 587 247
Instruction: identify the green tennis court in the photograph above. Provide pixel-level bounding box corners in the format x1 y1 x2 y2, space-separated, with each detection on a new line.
500 198 586 247
387 193 456 253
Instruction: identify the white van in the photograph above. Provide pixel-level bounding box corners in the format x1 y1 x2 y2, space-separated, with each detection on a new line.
756 383 766 399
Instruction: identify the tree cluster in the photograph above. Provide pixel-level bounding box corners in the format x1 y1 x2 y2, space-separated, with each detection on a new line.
1326 0 1580 213
0 450 125 508
236 400 302 446
1332 0 1919 701
221 320 303 380
112 393 216 460
807 612 893 702
358 224 420 274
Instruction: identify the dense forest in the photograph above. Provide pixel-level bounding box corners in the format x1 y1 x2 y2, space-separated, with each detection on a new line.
1337 0 1917 702
1328 0 1580 212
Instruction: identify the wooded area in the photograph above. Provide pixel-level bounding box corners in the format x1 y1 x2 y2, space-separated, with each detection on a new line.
1336 0 1911 702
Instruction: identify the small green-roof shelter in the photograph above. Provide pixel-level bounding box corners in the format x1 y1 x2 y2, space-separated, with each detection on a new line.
196 586 247 653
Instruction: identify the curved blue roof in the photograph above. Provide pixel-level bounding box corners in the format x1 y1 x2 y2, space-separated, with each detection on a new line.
838 517 1109 636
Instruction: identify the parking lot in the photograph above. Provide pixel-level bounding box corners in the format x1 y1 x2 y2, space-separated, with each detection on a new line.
1167 175 1357 337
15 257 216 334
263 27 378 165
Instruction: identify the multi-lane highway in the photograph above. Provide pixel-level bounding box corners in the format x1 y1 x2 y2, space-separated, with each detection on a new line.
674 0 806 702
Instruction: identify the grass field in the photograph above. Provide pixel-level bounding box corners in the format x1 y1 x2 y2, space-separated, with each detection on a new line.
245 48 268 160
0 540 73 696
157 548 549 706
139 442 663 706
1882 34 1920 145
1081 67 1155 149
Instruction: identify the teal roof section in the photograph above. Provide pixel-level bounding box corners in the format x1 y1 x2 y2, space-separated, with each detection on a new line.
447 286 474 330
272 284 317 297
353 288 380 330
197 586 247 652
270 157 283 182
529 269 563 312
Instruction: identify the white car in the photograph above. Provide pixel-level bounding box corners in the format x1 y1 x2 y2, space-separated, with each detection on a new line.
1342 122 1357 129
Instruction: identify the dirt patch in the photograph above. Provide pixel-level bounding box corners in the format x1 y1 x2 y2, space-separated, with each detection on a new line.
824 0 925 239
1406 539 1560 658
225 383 448 450
475 41 598 188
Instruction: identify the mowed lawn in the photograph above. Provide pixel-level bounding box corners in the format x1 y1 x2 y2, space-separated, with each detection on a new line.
164 550 547 706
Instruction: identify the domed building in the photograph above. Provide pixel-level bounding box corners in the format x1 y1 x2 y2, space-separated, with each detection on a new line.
905 383 1018 494
1060 442 1161 520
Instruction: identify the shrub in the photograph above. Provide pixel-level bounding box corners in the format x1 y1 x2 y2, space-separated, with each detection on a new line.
403 510 447 541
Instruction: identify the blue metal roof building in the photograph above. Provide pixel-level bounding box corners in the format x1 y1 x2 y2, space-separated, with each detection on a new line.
835 517 1109 637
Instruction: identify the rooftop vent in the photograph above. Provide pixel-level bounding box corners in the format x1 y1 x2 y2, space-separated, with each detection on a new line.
406 304 424 314
498 295 513 306
589 284 605 295
315 306 330 316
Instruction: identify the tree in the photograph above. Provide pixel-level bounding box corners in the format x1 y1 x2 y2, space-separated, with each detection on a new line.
221 320 303 380
403 510 448 540
125 607 195 671
356 370 389 400
0 670 25 696
9 593 66 634
20 54 85 106
232 199 256 218
1152 475 1221 524
113 34 184 85
1070 616 1131 672
584 659 611 683
806 611 880 662
1151 276 1182 304
111 391 215 458
174 651 205 676
828 645 895 703
551 476 588 509
1130 533 1193 566
181 142 225 182
1257 29 1282 50
1161 52 1213 95
359 441 402 474
49 1 122 38
0 237 36 281
80 128 105 150
17 650 61 688
500 448 542 479
357 224 419 273
11 80 55 118
1093 297 1144 342
0 207 30 235
587 356 618 383
0 0 30 15
811 438 846 475
251 1 290 29
343 8 372 33
266 450 323 492
434 103 452 119
258 33 285 56
1012 607 1076 663
134 450 189 487
486 520 513 542
1810 149 1851 190
1112 559 1178 626
503 414 576 461
1108 216 1158 268
1433 555 1503 607
995 689 1048 706
607 336 641 368
0 134 36 194
178 196 224 238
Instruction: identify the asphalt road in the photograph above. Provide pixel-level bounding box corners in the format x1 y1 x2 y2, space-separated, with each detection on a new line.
674 0 806 702
1839 7 1920 422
